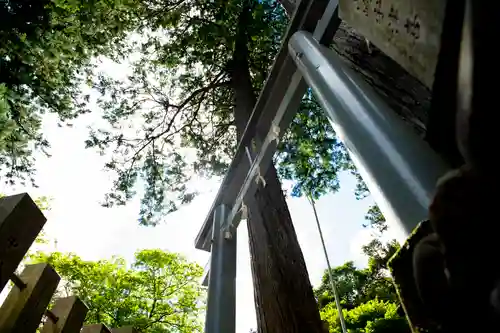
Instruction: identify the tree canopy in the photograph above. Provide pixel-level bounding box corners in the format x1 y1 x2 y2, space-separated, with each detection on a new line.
315 247 407 333
315 259 398 312
0 0 142 185
30 249 205 332
81 0 352 225
315 207 405 333
276 92 349 200
1 0 354 226
320 299 409 333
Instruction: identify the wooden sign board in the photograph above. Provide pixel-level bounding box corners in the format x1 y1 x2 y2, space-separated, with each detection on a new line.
339 0 446 88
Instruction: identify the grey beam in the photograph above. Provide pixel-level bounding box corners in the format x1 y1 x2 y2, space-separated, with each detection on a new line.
289 31 449 234
195 0 341 251
204 205 237 333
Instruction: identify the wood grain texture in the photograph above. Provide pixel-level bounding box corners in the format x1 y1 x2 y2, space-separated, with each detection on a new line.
41 296 88 333
0 264 60 333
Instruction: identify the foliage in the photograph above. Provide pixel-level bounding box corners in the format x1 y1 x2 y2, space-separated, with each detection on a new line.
30 249 205 332
343 153 391 238
346 165 370 200
315 239 406 332
275 91 349 200
32 195 51 212
320 299 409 333
315 261 398 311
363 205 387 235
0 0 142 185
362 239 400 274
85 0 350 225
85 0 288 225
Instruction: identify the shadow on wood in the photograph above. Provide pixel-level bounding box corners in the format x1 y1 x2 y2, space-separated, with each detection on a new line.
41 296 89 333
0 263 60 333
0 193 46 292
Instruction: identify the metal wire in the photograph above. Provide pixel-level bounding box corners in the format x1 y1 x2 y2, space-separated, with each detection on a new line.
308 195 347 333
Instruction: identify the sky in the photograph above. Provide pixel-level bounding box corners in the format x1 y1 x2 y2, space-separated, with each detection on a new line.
1 109 405 332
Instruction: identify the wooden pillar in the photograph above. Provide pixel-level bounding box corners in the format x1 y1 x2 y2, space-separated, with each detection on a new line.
111 327 140 333
81 324 111 333
0 193 46 292
0 263 60 333
41 296 89 333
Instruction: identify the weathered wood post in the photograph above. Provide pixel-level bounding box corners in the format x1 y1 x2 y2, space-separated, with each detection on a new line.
41 296 89 333
81 324 111 333
0 263 60 332
0 193 46 292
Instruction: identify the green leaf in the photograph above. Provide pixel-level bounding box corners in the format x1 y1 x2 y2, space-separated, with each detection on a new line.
29 249 205 332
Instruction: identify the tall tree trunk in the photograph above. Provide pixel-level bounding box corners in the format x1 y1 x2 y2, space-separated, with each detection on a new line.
229 3 324 333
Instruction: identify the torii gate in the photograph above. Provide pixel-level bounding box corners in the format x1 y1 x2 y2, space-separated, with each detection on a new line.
194 0 453 332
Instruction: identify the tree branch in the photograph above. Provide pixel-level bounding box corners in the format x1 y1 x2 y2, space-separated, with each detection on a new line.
123 78 230 173
148 269 158 319
143 308 186 329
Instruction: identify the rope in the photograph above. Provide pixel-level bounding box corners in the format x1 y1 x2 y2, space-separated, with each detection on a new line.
308 195 348 333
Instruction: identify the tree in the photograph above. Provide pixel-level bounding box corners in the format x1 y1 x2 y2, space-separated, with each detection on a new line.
0 0 142 185
344 156 391 239
346 166 370 200
315 261 372 310
362 239 400 274
315 261 398 312
30 249 205 332
363 205 388 235
275 91 349 200
315 248 408 332
320 299 410 333
314 226 407 332
82 0 432 330
86 1 331 331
